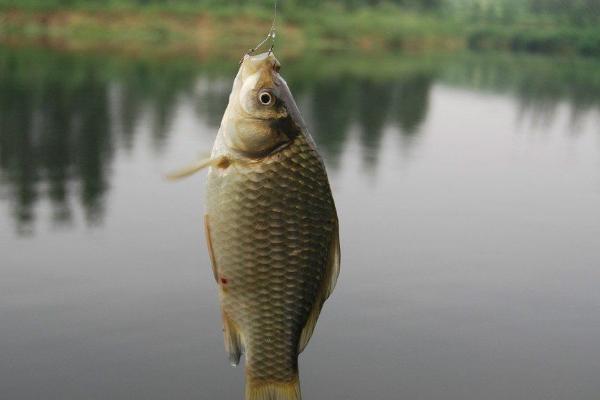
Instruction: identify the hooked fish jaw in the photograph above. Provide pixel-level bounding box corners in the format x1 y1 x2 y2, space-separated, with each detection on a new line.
239 52 281 79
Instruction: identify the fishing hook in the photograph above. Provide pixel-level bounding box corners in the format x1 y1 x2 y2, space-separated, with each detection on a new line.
241 0 277 63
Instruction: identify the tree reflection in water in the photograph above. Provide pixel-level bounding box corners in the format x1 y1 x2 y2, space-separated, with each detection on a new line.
1 46 599 235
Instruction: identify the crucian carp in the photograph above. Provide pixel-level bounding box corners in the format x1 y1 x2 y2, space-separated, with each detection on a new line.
169 51 340 400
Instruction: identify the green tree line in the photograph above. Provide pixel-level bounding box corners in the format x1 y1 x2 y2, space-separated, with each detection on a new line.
2 0 599 16
1 0 599 56
2 0 599 25
448 0 600 24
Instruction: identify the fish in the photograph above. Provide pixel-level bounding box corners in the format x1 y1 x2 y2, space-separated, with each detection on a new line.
169 51 340 400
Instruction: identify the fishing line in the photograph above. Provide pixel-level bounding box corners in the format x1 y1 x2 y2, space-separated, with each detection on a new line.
245 0 278 58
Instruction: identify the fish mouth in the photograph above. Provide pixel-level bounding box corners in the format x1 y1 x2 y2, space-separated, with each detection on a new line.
242 52 280 68
240 52 281 79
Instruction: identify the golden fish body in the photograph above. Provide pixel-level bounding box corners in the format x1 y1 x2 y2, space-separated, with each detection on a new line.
204 53 340 400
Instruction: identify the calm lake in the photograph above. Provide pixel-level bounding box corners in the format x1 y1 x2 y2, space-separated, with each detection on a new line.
1 45 600 400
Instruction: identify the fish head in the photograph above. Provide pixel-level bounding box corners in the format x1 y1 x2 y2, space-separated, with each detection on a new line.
220 52 305 157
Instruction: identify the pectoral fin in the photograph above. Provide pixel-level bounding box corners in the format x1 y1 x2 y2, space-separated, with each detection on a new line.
165 156 228 181
206 216 244 366
298 217 340 353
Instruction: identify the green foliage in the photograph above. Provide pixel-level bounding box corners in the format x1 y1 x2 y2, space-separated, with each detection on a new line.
0 0 599 56
448 0 600 25
447 0 600 56
467 25 600 56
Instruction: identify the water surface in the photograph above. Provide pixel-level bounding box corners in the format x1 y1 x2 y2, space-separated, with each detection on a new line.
1 46 600 400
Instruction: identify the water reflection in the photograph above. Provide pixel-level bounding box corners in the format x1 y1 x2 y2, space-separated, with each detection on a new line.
0 52 114 233
0 48 204 234
309 78 358 168
441 53 600 128
1 46 600 234
303 73 434 169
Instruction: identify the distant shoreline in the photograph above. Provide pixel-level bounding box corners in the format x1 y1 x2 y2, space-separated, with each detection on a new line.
0 7 598 58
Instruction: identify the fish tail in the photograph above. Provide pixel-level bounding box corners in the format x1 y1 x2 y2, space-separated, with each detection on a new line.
245 374 301 400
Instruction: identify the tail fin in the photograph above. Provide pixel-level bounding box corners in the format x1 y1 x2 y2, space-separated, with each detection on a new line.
245 375 301 400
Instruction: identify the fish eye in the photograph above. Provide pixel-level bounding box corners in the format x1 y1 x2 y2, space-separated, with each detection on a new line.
258 91 274 106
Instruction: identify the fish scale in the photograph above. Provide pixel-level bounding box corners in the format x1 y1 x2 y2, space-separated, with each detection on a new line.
207 134 334 386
